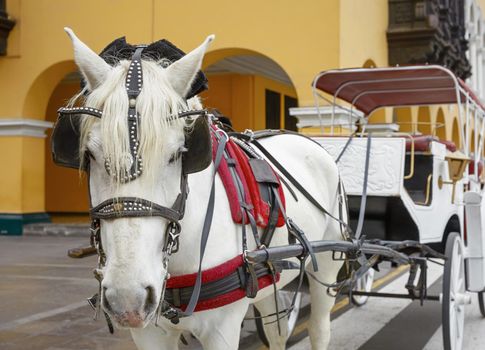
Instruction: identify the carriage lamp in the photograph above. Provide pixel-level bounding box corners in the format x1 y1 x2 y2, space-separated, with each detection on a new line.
438 152 471 203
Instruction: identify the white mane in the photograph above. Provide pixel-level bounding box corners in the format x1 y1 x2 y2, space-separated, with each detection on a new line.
77 59 202 182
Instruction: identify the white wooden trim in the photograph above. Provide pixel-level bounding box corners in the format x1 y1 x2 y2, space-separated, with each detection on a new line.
289 106 363 129
0 118 53 138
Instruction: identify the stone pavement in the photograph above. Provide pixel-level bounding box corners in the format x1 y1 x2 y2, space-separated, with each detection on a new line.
23 223 90 237
5 235 484 350
0 235 265 350
0 236 135 350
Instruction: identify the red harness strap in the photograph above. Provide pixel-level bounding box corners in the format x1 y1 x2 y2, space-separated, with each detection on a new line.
166 255 278 312
212 133 254 224
230 141 286 227
212 128 286 228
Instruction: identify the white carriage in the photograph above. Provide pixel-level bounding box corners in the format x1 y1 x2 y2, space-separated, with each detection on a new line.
288 65 485 349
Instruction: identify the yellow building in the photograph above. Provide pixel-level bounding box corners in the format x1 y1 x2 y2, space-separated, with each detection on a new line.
0 0 482 233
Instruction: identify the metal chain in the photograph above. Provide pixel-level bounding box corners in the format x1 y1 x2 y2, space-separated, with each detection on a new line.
155 221 181 326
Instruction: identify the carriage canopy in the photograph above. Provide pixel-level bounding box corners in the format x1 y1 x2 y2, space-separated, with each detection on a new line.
313 65 485 116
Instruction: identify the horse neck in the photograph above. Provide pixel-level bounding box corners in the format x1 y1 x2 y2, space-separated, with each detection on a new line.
168 163 240 275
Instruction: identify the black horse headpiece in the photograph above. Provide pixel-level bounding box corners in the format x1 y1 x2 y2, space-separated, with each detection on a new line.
81 37 208 99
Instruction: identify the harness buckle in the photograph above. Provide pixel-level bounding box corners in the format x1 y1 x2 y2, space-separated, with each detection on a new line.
90 220 100 248
165 222 181 255
162 307 181 324
243 129 254 140
243 249 250 263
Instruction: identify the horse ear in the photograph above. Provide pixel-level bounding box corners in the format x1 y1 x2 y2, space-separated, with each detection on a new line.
64 27 111 90
165 35 215 97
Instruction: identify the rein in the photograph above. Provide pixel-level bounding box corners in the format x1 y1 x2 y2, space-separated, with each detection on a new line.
156 129 229 324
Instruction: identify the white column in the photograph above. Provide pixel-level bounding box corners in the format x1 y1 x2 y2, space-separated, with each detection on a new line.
469 25 477 90
477 45 483 97
482 53 485 99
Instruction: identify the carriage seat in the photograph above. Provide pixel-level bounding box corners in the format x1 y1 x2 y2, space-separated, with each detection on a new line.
469 160 484 177
405 135 456 153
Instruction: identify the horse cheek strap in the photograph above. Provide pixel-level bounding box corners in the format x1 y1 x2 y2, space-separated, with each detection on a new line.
182 116 212 175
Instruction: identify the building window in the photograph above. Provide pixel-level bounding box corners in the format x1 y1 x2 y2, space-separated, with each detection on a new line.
265 89 281 129
284 95 298 131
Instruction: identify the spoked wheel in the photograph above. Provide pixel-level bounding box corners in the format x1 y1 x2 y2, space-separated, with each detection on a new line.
351 268 375 306
442 232 470 350
478 292 485 317
255 287 303 347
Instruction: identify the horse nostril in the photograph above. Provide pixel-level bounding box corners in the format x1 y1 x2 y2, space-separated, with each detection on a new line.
144 285 157 314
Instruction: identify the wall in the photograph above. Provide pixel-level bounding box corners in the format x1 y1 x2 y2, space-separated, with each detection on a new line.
199 74 254 132
0 0 407 228
1 0 342 118
199 72 298 131
339 0 389 68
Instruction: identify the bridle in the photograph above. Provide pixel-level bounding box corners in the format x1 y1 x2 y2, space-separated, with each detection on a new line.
54 46 216 326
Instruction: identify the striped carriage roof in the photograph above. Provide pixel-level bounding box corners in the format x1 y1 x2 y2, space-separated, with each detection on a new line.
313 65 485 116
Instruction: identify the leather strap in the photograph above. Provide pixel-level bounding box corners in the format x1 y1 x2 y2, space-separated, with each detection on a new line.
250 139 350 230
261 185 280 247
336 132 356 164
174 130 228 319
126 47 145 98
57 106 102 118
354 134 372 239
90 197 183 222
164 261 295 306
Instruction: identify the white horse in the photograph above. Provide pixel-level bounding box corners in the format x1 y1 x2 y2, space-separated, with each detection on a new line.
64 28 344 350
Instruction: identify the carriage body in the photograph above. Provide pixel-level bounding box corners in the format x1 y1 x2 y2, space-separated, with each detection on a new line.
291 65 485 295
314 137 465 245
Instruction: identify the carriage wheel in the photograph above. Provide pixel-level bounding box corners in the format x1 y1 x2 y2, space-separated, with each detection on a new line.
255 288 303 347
478 292 485 318
442 232 469 350
351 268 375 306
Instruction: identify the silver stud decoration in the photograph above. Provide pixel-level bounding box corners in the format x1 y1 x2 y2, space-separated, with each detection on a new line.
97 200 153 215
104 46 145 183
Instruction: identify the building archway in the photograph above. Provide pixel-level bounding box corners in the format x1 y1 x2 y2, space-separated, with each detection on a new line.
451 117 461 149
363 59 377 68
393 107 413 132
435 108 446 140
201 48 298 131
471 129 476 154
23 60 77 119
44 70 90 222
417 106 431 135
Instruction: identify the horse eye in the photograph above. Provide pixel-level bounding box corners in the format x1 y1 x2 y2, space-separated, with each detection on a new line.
168 147 187 164
160 58 171 68
86 150 96 161
168 153 178 164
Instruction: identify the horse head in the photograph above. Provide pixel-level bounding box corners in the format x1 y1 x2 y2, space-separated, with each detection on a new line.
62 28 214 328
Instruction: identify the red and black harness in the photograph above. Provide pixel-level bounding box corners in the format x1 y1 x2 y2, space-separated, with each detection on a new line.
162 129 294 315
54 45 349 332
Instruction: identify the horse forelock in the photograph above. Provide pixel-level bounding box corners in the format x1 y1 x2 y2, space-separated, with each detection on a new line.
77 59 202 183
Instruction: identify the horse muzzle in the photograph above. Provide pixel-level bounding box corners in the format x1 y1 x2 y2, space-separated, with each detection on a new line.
101 284 158 328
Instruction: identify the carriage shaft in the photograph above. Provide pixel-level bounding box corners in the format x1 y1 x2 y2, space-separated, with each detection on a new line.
245 240 411 265
351 291 440 301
